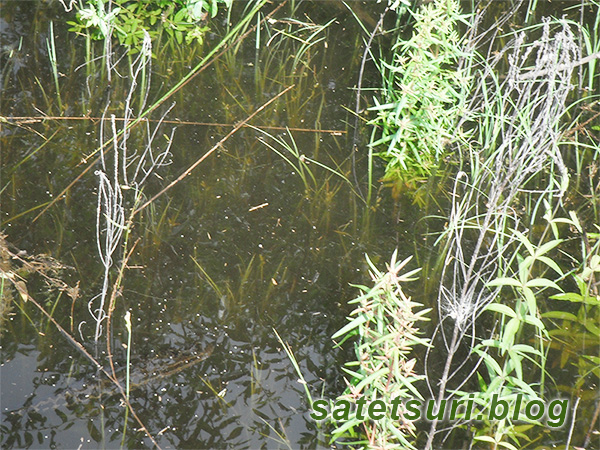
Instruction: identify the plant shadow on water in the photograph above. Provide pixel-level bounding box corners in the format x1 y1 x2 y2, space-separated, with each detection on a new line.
2 0 599 448
0 1 424 448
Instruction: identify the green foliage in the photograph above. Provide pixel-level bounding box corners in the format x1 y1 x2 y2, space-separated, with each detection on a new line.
331 252 430 449
543 218 600 395
67 0 231 48
547 273 600 386
458 210 597 447
457 206 594 447
251 126 352 195
448 232 557 447
369 0 470 192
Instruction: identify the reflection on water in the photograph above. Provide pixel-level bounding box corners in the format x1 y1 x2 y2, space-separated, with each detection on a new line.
0 1 417 447
4 1 595 448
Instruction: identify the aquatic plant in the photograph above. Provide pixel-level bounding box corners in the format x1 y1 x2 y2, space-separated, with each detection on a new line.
331 252 430 449
540 211 600 448
66 0 231 48
457 227 561 449
423 15 590 449
46 22 63 111
368 0 470 194
0 235 161 447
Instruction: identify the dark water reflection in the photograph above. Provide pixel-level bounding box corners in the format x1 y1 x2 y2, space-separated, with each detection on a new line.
1 1 424 448
4 1 595 448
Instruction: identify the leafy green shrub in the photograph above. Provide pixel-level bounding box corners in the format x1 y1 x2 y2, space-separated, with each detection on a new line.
369 0 470 192
67 0 231 48
331 252 430 449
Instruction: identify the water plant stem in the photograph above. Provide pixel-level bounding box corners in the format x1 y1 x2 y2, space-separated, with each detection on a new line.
424 323 459 450
121 310 132 447
349 5 389 204
46 22 63 111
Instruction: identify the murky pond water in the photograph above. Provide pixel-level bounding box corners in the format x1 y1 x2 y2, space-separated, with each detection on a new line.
2 1 599 449
0 2 429 448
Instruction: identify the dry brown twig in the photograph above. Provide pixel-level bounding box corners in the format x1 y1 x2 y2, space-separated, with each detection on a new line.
1 239 162 449
133 84 294 215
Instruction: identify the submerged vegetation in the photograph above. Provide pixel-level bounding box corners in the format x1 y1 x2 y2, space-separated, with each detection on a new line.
1 0 599 448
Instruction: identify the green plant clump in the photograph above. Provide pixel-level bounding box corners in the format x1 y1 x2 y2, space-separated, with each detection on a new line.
331 252 430 449
369 0 470 192
68 0 231 47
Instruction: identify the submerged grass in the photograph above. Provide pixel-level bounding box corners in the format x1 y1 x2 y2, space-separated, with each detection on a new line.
2 2 308 447
46 22 63 112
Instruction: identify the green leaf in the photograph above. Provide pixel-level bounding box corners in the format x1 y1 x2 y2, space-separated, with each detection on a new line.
479 339 501 348
502 317 520 350
523 315 545 331
534 239 562 258
569 211 583 233
525 278 561 290
485 303 517 318
398 373 424 399
331 416 362 436
476 372 488 391
583 296 600 306
505 377 538 397
590 255 600 272
356 367 389 391
522 287 537 315
174 8 188 22
550 292 584 303
513 229 535 256
332 315 368 340
487 374 504 392
487 277 523 288
537 256 564 276
506 350 523 379
511 344 542 357
476 349 503 377
542 311 578 321
584 320 600 337
582 355 600 365
498 441 519 450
